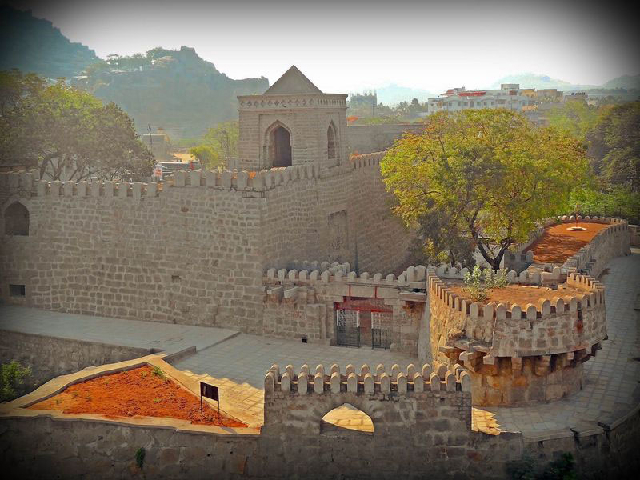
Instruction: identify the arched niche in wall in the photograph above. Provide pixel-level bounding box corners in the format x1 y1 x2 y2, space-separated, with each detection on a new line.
264 121 292 168
327 121 339 166
5 201 29 236
321 403 374 434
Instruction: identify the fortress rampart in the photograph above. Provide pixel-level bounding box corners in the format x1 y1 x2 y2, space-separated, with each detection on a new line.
428 266 607 405
1 355 637 479
0 156 413 334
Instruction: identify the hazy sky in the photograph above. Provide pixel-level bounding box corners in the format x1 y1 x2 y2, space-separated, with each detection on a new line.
8 0 640 93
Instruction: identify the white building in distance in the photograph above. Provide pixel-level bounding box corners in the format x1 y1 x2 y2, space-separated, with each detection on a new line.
427 84 533 114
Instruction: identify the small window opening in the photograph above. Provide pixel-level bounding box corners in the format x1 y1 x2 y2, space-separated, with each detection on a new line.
321 403 373 433
10 284 26 298
5 202 30 236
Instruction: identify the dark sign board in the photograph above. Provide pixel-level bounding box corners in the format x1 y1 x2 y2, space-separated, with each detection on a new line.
200 382 219 402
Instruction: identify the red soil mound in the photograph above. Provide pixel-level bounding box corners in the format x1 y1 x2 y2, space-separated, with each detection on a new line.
28 365 246 428
525 222 609 264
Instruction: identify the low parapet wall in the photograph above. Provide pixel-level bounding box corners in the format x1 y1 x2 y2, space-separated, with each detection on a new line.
504 215 630 274
559 217 630 277
0 330 151 395
428 269 607 405
263 362 472 435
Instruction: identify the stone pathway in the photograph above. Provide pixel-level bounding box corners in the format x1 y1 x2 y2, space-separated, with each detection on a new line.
172 333 416 390
0 306 239 354
474 250 640 437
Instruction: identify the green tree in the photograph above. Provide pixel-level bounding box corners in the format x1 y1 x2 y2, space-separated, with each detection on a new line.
189 121 238 169
547 100 599 140
189 144 221 169
587 102 640 192
0 70 154 181
381 110 587 270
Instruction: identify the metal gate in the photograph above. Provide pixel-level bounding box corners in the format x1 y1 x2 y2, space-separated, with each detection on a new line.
371 311 392 349
336 309 360 347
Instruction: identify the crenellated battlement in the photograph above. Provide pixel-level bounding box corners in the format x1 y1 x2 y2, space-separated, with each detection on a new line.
264 264 427 289
264 362 471 396
263 362 472 434
262 263 429 308
0 163 321 202
350 151 385 170
428 270 605 324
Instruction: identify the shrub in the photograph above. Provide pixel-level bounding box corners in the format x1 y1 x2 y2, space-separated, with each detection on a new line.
463 266 509 302
0 361 33 402
135 447 146 469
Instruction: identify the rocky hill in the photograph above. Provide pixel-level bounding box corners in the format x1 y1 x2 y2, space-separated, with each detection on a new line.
0 6 99 79
76 47 268 138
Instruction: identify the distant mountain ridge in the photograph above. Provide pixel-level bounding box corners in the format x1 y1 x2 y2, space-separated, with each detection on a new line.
488 73 640 92
0 5 99 79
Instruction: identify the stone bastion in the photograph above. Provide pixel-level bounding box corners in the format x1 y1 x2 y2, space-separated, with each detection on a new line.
429 266 607 406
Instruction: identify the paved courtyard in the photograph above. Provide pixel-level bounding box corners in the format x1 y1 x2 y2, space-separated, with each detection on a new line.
172 333 415 390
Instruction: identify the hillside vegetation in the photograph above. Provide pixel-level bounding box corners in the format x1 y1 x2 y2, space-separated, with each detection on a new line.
76 47 268 138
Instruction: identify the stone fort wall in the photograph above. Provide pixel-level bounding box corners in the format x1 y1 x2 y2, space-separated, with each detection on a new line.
1 362 638 479
0 157 412 333
347 123 424 154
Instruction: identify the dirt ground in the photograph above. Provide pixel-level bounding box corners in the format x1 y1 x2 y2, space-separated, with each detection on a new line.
524 222 609 264
28 365 247 427
447 282 586 308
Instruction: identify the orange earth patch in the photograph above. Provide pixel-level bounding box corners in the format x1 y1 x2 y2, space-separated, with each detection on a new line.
447 282 585 309
28 365 246 428
525 222 609 264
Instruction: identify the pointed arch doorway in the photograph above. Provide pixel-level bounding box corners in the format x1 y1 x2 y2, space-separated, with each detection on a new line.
269 125 292 167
